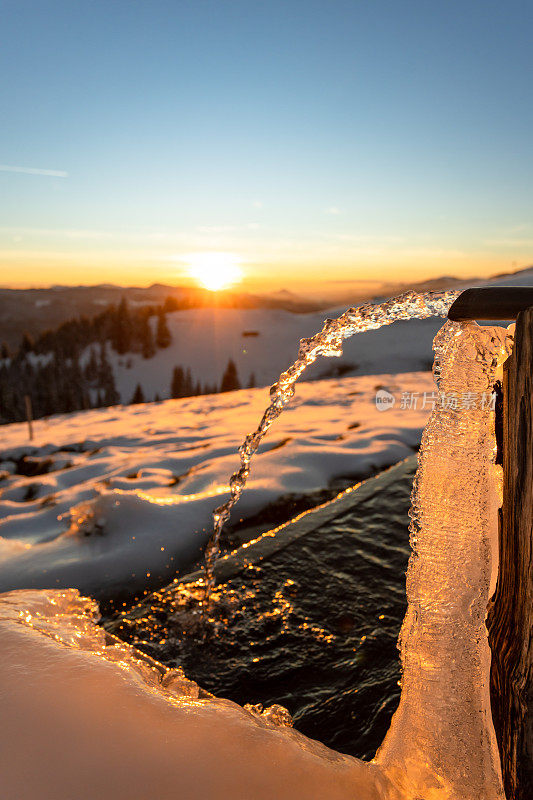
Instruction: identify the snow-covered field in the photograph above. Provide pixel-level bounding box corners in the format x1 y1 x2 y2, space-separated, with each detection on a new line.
0 372 434 600
111 308 442 401
109 268 533 401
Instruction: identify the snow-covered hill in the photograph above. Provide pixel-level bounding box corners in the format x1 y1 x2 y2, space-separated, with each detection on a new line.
109 307 438 401
0 372 434 601
109 268 533 402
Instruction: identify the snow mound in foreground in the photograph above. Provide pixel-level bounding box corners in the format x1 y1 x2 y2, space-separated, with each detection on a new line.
0 588 395 800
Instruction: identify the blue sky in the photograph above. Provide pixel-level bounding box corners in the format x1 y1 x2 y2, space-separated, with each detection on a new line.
1 0 532 289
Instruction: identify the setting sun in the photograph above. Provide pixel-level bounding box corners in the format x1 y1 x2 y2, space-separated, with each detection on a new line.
185 252 243 291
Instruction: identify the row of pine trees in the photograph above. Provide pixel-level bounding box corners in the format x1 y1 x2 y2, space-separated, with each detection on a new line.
0 295 258 423
129 360 256 404
1 349 257 423
1 297 172 364
0 298 173 423
0 342 120 423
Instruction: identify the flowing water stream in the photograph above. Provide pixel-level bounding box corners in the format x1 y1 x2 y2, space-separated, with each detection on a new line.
204 290 461 600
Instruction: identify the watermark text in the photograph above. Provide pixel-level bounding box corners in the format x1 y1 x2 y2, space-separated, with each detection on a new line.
375 390 497 412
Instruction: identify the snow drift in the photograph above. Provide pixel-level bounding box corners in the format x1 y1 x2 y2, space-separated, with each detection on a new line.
0 588 395 800
0 372 434 599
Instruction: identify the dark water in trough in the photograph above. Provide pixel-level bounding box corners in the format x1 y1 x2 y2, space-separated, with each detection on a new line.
110 458 415 761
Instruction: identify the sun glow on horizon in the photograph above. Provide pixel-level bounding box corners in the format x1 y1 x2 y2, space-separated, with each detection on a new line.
184 251 244 291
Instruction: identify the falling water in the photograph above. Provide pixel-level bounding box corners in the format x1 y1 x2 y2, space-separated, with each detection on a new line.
204 289 461 600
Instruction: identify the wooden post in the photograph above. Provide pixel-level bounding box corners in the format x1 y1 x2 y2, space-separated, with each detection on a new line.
487 306 533 800
24 394 33 441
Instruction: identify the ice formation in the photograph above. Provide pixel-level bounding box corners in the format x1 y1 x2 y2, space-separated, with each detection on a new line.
0 588 397 800
0 295 514 799
376 320 512 799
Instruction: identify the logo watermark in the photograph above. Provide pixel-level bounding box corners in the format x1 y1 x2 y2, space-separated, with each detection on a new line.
375 390 497 412
375 389 396 412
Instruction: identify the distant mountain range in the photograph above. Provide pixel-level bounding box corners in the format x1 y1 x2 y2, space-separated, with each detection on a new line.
0 264 531 350
0 283 321 349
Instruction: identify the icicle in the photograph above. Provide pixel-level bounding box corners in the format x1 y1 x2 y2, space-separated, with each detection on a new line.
375 320 513 800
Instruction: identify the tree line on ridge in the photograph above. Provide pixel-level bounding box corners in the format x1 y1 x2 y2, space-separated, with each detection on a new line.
0 298 257 424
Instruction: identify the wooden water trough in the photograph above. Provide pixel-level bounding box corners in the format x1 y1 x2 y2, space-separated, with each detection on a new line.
448 287 533 800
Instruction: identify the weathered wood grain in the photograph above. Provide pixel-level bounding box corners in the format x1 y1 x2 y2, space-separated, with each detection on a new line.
487 306 533 800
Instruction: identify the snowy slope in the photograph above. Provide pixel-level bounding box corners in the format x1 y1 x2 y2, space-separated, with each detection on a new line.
0 372 434 600
109 269 533 402
111 308 443 402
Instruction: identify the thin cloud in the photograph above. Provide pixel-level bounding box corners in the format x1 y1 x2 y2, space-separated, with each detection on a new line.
195 225 238 233
325 206 342 215
0 164 68 178
195 223 262 233
483 237 533 248
0 226 189 243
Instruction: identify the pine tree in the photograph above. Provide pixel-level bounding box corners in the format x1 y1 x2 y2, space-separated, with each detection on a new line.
0 342 10 360
130 383 145 404
154 392 161 402
171 366 184 398
62 381 76 413
220 359 241 392
156 308 171 348
98 342 110 382
247 372 256 389
111 297 132 355
69 353 86 411
104 382 120 406
20 332 34 356
140 314 156 359
183 368 193 397
39 357 60 417
98 343 120 406
84 346 99 382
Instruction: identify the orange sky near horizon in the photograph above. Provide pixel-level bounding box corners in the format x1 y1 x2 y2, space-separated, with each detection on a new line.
0 247 525 293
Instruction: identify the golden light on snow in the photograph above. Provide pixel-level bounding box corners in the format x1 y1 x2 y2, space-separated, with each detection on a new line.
113 485 231 506
185 252 243 291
